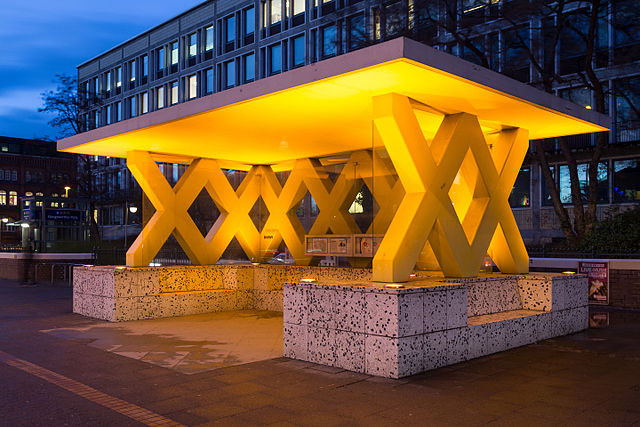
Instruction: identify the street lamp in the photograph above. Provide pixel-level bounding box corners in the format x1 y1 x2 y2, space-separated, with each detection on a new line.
64 186 71 198
124 205 138 248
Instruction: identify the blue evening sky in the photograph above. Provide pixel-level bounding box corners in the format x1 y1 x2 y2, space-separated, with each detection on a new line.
0 0 204 140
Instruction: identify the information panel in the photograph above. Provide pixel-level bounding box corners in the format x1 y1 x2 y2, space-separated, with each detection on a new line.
579 261 609 305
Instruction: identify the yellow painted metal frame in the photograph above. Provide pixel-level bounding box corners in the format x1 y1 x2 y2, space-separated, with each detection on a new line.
126 93 529 282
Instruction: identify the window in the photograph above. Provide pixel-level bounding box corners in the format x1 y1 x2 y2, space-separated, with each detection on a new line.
0 191 5 205
205 25 214 53
83 81 90 100
509 168 531 208
142 55 148 83
559 162 608 204
188 75 197 99
11 170 17 181
348 13 366 50
321 25 337 58
106 105 112 125
129 60 136 83
141 92 149 114
0 170 3 180
293 0 305 16
225 15 236 51
270 0 282 25
115 67 122 90
244 53 255 82
93 77 100 96
9 191 17 206
224 60 235 88
244 7 255 40
170 41 179 67
93 110 100 128
106 72 112 93
26 171 31 183
205 68 214 94
157 47 165 76
129 96 136 118
156 86 165 109
115 102 122 122
170 81 178 104
613 158 640 202
292 35 305 67
188 33 197 57
269 44 282 75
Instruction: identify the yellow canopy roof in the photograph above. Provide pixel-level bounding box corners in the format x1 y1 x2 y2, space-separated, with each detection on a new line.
59 37 608 169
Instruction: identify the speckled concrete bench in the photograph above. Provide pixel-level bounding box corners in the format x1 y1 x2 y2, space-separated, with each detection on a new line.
72 264 371 322
282 273 588 378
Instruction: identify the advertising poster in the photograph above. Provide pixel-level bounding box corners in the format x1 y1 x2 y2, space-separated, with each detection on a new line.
579 261 609 305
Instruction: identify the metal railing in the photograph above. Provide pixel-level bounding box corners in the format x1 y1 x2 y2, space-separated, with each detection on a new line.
527 245 640 259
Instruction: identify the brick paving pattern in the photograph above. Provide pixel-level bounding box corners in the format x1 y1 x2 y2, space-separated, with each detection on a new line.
0 279 639 426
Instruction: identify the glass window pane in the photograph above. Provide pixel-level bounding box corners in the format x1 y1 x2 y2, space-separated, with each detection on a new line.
270 44 282 74
206 68 214 94
245 8 255 35
171 81 178 104
205 26 214 51
293 0 305 15
157 87 165 109
293 35 305 66
509 168 530 208
271 0 282 24
348 13 366 50
613 158 640 202
158 48 164 70
322 25 336 58
189 34 197 57
225 61 235 88
142 92 148 114
541 166 555 206
142 55 148 76
189 75 197 99
226 16 236 43
171 41 179 64
244 53 255 82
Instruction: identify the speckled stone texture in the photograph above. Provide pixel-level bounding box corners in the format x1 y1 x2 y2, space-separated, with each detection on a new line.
283 273 589 379
74 264 373 322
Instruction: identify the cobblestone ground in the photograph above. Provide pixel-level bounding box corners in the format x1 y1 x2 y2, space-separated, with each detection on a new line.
0 279 639 426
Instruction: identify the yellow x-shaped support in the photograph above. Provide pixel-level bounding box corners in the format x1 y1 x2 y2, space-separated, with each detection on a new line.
372 93 529 282
259 166 311 265
126 151 261 267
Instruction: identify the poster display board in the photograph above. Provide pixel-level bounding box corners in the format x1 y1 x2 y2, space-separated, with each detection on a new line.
305 234 383 257
579 261 609 305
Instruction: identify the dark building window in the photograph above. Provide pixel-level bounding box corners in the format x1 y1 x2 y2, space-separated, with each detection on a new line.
188 34 197 67
292 35 305 67
244 7 255 45
205 25 214 59
141 55 148 84
321 24 337 58
613 158 640 202
348 13 366 51
269 44 282 75
225 16 236 53
559 162 608 204
157 47 165 78
244 53 255 82
509 168 531 208
205 68 214 94
224 60 235 88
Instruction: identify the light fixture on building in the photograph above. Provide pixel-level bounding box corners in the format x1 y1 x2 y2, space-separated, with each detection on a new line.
129 206 138 214
384 284 405 289
585 105 592 110
1 218 8 223
300 278 316 283
20 223 30 229
562 271 576 275
64 186 71 198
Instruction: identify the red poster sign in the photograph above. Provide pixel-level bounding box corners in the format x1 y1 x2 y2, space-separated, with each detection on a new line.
579 261 609 305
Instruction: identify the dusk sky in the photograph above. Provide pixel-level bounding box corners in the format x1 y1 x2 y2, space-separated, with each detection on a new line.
0 0 204 140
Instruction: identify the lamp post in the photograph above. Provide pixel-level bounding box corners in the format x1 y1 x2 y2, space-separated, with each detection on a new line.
124 205 138 248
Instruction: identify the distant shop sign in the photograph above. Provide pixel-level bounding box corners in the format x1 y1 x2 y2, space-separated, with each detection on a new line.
579 261 609 305
45 209 82 221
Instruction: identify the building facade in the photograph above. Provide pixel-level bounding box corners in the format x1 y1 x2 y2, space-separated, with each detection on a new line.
0 136 77 249
77 0 640 246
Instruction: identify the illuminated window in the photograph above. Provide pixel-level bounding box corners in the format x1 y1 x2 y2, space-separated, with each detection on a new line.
129 60 136 82
188 75 197 99
293 0 305 15
106 72 112 93
188 33 197 57
205 26 214 52
156 86 165 109
9 191 17 206
115 66 122 88
0 191 5 205
171 41 179 66
141 92 148 114
170 81 178 104
271 0 282 24
559 163 608 204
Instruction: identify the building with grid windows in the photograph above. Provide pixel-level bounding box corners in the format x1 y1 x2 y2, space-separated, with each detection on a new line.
77 0 640 246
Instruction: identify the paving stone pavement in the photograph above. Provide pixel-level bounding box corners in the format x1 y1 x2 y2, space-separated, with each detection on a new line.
0 278 639 426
